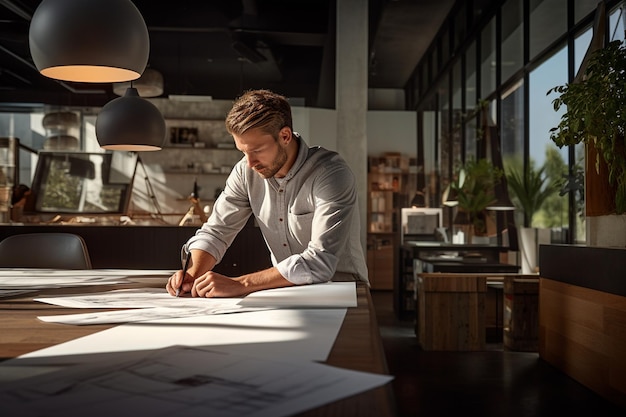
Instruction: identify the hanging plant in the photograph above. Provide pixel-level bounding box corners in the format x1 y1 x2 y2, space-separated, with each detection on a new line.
548 39 626 213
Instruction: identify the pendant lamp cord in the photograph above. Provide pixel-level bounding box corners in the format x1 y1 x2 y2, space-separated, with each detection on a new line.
136 155 163 219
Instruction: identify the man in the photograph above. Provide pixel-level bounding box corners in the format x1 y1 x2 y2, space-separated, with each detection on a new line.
166 89 368 298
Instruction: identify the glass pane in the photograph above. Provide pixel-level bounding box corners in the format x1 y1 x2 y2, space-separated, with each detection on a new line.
575 1 602 25
465 41 477 110
529 45 569 231
441 29 450 67
500 80 524 225
500 80 524 166
439 78 451 181
574 25 593 76
481 16 496 98
529 0 567 60
452 60 463 130
421 96 438 208
609 4 625 42
453 4 467 52
425 54 433 89
464 115 478 161
501 0 524 83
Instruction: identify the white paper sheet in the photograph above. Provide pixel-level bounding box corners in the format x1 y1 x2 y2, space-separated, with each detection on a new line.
34 282 356 325
0 307 349 384
239 281 357 308
0 345 393 417
37 305 269 325
0 269 174 289
0 289 36 298
35 288 239 309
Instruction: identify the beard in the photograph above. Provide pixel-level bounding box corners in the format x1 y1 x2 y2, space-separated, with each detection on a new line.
254 144 288 178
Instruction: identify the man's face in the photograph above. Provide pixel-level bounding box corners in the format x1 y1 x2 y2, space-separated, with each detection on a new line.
233 128 289 179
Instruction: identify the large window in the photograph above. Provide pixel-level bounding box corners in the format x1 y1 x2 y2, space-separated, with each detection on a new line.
411 0 621 244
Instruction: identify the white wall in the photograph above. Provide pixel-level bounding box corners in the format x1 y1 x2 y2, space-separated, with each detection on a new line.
293 107 417 159
292 107 338 151
366 111 417 159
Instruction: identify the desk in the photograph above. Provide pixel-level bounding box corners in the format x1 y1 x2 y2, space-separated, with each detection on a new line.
397 241 517 319
0 275 394 417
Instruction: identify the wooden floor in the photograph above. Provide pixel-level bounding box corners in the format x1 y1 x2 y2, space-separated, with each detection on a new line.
370 290 625 417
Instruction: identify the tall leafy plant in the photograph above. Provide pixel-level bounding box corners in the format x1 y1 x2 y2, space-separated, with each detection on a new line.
506 163 558 227
548 39 626 213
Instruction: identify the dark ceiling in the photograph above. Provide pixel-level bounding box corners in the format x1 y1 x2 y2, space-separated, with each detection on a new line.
0 0 454 109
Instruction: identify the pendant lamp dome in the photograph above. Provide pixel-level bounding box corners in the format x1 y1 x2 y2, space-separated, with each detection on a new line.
95 87 166 151
29 0 149 83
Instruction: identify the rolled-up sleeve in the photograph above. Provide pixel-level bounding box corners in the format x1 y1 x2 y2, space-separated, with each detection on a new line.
185 161 252 264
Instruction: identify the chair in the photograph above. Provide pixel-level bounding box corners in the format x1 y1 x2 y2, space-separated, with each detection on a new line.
0 233 92 269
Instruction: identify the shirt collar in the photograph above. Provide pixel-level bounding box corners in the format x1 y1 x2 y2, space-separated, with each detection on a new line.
281 131 309 181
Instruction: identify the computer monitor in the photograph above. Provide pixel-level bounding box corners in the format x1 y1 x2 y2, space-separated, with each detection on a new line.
401 208 443 243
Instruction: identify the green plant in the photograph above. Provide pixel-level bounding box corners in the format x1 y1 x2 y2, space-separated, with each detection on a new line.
548 39 626 213
506 162 558 227
451 158 502 236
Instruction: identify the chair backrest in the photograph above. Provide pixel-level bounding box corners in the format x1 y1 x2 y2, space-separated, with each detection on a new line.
0 232 92 269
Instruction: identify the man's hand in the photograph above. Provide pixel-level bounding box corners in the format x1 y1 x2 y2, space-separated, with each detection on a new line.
166 269 191 296
166 262 293 298
165 249 218 297
191 271 249 298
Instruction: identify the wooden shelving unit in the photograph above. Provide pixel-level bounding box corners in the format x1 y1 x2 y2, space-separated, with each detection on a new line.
366 153 412 290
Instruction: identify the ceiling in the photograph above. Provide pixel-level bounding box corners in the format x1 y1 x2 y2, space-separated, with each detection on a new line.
0 0 454 110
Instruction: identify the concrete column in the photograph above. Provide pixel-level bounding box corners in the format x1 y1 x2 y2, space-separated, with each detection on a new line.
336 0 368 250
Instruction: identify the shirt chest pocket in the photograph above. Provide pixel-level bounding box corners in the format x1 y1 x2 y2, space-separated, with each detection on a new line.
287 211 314 245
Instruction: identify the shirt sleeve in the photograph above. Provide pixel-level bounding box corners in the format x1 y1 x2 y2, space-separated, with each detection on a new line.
185 161 252 264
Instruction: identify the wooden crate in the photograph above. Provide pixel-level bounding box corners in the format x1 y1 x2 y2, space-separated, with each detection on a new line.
415 273 487 351
503 276 539 351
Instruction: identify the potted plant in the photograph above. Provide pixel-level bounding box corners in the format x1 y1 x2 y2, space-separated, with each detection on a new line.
506 162 558 227
449 158 502 241
506 161 558 273
548 39 626 214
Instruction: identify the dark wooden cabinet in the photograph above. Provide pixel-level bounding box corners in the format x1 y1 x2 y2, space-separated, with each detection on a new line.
0 219 271 274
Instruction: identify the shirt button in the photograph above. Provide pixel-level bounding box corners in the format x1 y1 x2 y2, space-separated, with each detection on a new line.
279 218 283 222
283 243 287 247
279 189 284 193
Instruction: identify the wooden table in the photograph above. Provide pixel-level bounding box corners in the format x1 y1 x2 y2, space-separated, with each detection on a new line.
0 275 395 417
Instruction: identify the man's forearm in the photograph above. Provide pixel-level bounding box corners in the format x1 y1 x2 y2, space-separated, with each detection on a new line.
235 266 294 293
187 249 217 276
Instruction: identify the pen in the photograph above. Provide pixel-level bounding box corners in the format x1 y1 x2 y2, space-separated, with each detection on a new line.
176 251 191 297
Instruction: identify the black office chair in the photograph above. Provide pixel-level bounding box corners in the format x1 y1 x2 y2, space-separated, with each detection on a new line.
0 232 93 269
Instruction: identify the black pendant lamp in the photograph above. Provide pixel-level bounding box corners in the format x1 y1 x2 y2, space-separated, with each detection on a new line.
95 87 166 151
29 0 149 83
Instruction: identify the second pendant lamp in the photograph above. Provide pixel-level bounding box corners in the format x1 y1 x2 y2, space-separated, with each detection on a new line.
96 87 166 151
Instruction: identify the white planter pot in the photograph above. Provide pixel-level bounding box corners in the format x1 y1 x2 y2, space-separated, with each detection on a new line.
519 227 551 274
